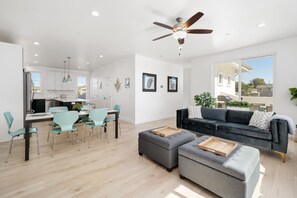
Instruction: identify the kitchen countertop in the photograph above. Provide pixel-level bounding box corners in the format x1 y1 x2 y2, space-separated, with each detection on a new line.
44 98 90 103
54 98 90 103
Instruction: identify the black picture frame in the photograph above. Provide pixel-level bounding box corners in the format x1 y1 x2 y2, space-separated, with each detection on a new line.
142 73 157 92
167 76 178 92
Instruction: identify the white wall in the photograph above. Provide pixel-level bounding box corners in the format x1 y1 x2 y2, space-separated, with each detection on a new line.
135 54 183 124
190 36 297 123
90 56 135 123
0 42 23 142
183 68 191 107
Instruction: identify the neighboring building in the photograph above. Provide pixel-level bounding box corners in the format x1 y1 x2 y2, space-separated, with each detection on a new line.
256 84 273 97
214 62 252 98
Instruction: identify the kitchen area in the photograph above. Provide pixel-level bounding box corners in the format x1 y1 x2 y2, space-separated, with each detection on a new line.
25 65 91 113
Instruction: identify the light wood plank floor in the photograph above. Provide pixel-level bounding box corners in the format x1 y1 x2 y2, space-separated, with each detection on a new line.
0 118 296 198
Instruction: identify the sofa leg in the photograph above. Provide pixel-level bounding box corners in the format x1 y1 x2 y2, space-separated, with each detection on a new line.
166 168 172 172
275 151 286 163
139 152 143 156
180 175 185 179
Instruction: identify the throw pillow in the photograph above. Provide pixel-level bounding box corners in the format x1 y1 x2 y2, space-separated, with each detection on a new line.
249 110 274 130
188 106 202 118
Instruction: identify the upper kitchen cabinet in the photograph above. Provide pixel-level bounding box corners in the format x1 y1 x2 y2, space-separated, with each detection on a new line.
44 71 56 90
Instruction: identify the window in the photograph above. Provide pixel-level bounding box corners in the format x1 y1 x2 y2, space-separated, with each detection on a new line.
214 55 274 112
218 73 223 85
77 76 87 99
227 75 231 86
31 72 41 93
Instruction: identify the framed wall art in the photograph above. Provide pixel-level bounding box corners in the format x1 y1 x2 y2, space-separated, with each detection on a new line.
142 73 157 92
125 78 130 88
167 76 178 92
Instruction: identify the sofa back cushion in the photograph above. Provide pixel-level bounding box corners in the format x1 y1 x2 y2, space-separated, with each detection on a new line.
226 109 254 125
201 107 228 122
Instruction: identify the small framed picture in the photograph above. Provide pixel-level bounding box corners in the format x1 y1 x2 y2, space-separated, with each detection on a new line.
125 78 130 88
142 73 157 92
167 76 178 92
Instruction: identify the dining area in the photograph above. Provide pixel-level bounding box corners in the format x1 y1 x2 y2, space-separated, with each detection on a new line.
4 105 121 162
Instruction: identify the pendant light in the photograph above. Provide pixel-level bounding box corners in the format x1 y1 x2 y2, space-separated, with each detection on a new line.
62 60 67 83
66 56 72 83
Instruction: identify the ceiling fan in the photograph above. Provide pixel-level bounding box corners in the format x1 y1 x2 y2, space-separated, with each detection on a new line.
152 12 213 45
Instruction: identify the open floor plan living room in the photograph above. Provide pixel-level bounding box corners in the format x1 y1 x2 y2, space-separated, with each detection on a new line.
0 0 297 197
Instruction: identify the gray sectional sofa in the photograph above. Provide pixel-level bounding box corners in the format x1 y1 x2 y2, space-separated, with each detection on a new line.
176 107 289 161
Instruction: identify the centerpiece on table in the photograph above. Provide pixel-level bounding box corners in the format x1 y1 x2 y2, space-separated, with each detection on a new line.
72 103 82 112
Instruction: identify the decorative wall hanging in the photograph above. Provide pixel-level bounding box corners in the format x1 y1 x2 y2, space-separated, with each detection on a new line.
114 78 121 92
125 78 130 88
168 76 178 92
143 73 157 92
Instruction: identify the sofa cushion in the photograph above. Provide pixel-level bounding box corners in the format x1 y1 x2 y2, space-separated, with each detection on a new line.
183 118 218 130
188 106 202 118
249 110 274 130
226 109 254 125
201 107 227 122
217 123 272 140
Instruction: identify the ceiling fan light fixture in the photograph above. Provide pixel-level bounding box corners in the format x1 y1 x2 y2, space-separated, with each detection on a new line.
173 30 187 39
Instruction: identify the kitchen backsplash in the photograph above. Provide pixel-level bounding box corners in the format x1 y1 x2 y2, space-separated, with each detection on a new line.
34 90 76 99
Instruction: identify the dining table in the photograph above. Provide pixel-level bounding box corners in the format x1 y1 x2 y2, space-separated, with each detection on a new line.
24 109 119 161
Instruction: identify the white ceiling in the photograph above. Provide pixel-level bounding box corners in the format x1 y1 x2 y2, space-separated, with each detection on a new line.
0 0 297 71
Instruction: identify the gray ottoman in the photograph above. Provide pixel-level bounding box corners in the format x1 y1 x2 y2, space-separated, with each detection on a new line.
179 136 260 198
138 129 196 172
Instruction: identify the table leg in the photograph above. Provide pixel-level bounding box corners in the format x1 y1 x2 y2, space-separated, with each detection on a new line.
115 112 119 139
25 122 30 161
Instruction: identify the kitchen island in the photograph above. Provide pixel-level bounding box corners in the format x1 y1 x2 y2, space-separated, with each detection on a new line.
54 98 90 110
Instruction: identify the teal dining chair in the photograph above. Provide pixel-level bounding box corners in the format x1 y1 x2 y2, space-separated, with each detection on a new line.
79 104 94 141
106 104 122 135
47 106 68 142
3 111 40 163
50 111 79 158
85 108 108 148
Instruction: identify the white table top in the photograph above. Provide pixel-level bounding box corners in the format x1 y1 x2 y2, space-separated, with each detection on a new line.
25 109 117 121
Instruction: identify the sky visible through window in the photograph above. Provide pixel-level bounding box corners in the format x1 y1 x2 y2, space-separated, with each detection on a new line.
242 56 273 84
31 72 40 87
78 76 86 86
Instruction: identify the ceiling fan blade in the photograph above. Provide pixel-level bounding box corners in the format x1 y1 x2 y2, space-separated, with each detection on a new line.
152 33 173 41
183 12 204 28
153 22 173 30
187 29 213 34
178 38 184 45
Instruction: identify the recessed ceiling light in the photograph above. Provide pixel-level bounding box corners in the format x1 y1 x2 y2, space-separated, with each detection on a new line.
99 55 103 58
225 33 231 36
257 23 266 28
34 61 38 63
86 62 90 65
91 10 99 17
34 53 39 57
78 67 81 69
33 42 39 45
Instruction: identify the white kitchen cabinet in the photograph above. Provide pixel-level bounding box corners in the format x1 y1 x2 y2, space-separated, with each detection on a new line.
45 71 56 90
55 72 64 90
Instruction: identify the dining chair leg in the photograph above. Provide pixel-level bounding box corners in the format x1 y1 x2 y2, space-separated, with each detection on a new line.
51 133 56 158
88 128 92 148
5 137 14 163
47 126 51 142
105 130 109 143
36 133 40 155
76 131 80 151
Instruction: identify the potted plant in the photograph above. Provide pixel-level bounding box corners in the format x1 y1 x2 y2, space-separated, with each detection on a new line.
194 92 216 108
289 87 297 101
72 103 82 112
226 100 251 111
